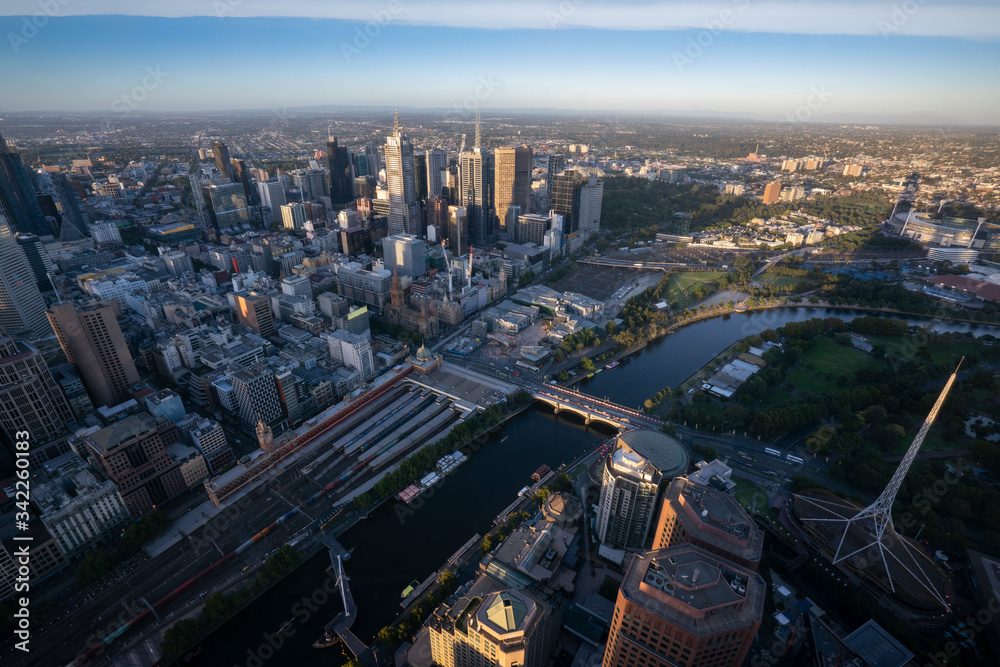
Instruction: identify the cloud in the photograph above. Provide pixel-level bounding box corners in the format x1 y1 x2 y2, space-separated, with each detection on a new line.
2 0 999 39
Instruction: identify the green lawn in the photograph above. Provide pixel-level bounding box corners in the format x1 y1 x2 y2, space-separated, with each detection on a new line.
663 272 725 308
801 338 884 378
759 389 794 409
735 488 765 514
759 273 813 288
788 367 841 395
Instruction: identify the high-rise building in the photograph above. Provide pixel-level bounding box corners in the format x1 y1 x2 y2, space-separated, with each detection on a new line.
47 302 139 409
257 180 286 218
162 250 193 276
516 213 550 246
382 234 426 277
35 453 131 557
84 413 186 518
212 140 234 181
762 181 782 204
190 419 233 472
15 232 54 292
426 149 448 199
578 175 604 238
89 221 123 248
231 361 283 425
602 546 765 667
446 205 468 255
324 329 375 379
0 131 50 237
653 477 764 571
595 430 688 550
414 152 429 201
336 263 391 310
425 195 448 239
233 291 276 337
0 335 74 445
50 172 89 239
340 226 373 256
385 111 421 236
351 151 371 178
204 182 252 232
0 214 50 338
364 142 382 180
460 113 495 245
428 584 558 667
281 274 313 300
545 153 565 197
231 158 258 205
494 146 532 235
327 135 354 207
280 202 307 231
551 170 590 238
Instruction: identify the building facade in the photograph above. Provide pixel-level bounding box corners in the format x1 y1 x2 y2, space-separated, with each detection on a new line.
0 335 75 444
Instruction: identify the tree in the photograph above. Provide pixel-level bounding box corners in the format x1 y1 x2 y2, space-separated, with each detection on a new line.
579 357 595 373
161 618 202 660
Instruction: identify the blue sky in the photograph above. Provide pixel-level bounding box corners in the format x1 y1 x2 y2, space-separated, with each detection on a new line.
1 1 998 124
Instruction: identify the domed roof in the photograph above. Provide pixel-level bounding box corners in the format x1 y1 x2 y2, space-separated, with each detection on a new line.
543 492 583 526
616 429 689 478
415 344 432 360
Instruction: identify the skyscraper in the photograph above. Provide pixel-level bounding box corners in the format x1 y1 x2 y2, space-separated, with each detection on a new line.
595 430 688 550
351 151 371 178
212 140 234 181
551 170 586 238
0 214 51 338
602 546 765 667
762 181 782 204
0 131 50 237
50 172 89 240
231 158 258 205
47 302 140 409
494 146 532 235
364 142 382 180
578 175 604 239
327 135 354 207
83 413 186 518
446 205 468 255
15 232 54 292
385 111 421 236
545 153 564 197
234 291 276 337
426 149 448 199
460 112 495 245
0 335 75 444
203 182 252 232
413 152 428 201
382 234 427 277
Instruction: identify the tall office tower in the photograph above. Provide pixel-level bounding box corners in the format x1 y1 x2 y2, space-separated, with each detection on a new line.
545 153 564 197
413 152 429 201
382 234 427 277
351 151 371 178
292 168 330 201
15 231 54 293
578 175 604 239
47 302 139 409
231 158 258 205
190 419 233 472
426 149 447 198
428 585 558 667
89 221 123 249
324 329 375 379
551 170 594 238
494 146 532 236
0 335 74 444
280 202 307 231
762 181 782 204
212 140 234 181
602 546 764 667
653 477 763 571
327 135 354 207
0 215 51 338
50 172 89 239
446 205 468 254
459 112 495 244
354 175 376 200
231 362 283 425
364 142 382 180
0 131 50 237
385 111 421 236
595 430 688 550
234 291 276 336
203 182 252 233
257 180 286 217
83 413 186 518
516 213 550 246
425 195 448 238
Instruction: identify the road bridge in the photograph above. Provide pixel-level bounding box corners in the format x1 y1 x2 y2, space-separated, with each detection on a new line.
526 383 666 432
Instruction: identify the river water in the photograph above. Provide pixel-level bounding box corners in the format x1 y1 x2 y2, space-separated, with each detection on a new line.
189 307 996 667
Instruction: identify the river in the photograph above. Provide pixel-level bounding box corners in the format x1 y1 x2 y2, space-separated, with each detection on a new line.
188 307 996 666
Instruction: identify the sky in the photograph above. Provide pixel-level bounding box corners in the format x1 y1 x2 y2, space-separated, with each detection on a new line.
1 0 998 125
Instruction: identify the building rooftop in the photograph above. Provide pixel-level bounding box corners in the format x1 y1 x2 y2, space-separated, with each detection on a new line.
616 429 689 478
87 412 160 453
622 545 765 637
666 478 763 564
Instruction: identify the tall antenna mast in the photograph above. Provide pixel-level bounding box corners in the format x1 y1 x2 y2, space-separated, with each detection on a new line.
393 108 400 136
474 109 481 150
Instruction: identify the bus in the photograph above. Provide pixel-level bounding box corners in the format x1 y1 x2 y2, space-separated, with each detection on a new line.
764 448 781 457
786 454 804 464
